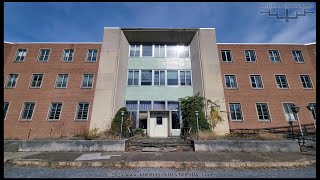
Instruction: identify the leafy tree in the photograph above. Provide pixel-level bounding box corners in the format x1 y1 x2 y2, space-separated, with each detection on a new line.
110 107 131 136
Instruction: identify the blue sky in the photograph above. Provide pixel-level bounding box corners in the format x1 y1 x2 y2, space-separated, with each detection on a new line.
4 2 316 43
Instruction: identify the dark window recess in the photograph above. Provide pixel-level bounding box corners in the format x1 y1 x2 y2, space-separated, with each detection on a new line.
156 116 162 125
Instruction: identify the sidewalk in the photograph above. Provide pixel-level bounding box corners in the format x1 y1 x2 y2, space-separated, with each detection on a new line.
4 151 316 169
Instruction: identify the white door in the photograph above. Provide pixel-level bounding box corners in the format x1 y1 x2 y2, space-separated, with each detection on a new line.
149 112 168 137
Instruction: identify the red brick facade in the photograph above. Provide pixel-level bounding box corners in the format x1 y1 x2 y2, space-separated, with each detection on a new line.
4 43 101 139
218 44 316 130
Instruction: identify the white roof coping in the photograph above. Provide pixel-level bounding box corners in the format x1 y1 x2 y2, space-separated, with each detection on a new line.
304 42 316 45
4 41 14 44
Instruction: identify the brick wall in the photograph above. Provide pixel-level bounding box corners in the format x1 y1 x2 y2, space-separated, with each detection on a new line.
4 43 101 139
218 44 316 130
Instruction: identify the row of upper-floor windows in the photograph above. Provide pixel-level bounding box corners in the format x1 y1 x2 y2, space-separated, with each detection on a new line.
228 102 316 122
129 44 190 58
3 101 90 121
5 73 94 89
221 49 314 63
127 69 192 86
224 74 313 89
12 48 98 62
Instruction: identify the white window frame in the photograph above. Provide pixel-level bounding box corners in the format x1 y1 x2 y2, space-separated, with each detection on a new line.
275 74 289 89
153 70 166 86
38 49 51 62
47 102 63 121
4 101 10 120
221 50 232 62
14 49 27 62
255 102 271 121
299 74 313 89
127 70 140 86
6 73 19 88
86 49 98 62
249 74 263 89
307 102 316 121
167 70 179 86
129 44 142 57
153 44 166 58
224 74 238 89
140 70 153 86
55 74 69 88
29 73 44 88
229 103 243 121
282 102 299 122
81 74 94 88
179 70 192 86
292 50 304 63
20 101 36 121
268 50 281 62
62 49 74 62
75 102 90 121
244 50 256 62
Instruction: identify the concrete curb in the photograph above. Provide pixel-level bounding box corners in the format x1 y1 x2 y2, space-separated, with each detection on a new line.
5 159 316 169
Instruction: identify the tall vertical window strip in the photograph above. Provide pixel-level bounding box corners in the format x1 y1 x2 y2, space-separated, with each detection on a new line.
82 74 94 88
283 103 298 121
275 75 289 88
167 70 178 85
30 74 43 88
142 44 153 56
154 70 165 85
300 75 313 88
6 74 19 88
268 50 281 62
38 49 50 62
250 75 263 88
87 49 98 62
128 70 139 86
4 102 9 119
15 49 27 62
129 44 141 57
62 49 74 62
229 103 243 121
141 70 152 86
225 75 238 88
21 102 35 120
292 50 304 62
154 44 165 57
76 102 89 120
126 101 138 128
56 74 69 88
221 50 232 62
245 50 256 62
256 103 270 121
48 102 62 120
180 70 192 86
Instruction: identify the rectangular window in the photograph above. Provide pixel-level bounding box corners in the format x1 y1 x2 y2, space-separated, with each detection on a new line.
275 75 289 89
127 70 140 86
250 75 263 88
76 102 89 120
221 50 232 62
142 44 153 57
283 103 298 121
6 74 19 88
30 74 43 88
55 74 69 88
268 50 281 62
245 50 256 62
38 49 50 62
154 70 165 86
225 75 238 88
4 102 9 119
139 111 148 129
156 116 163 125
126 101 138 111
15 49 27 62
168 101 179 111
86 49 98 62
141 70 152 86
167 70 178 85
229 103 243 121
166 45 177 58
153 101 166 110
126 101 138 128
169 101 180 129
292 50 304 62
129 44 141 57
180 70 192 86
256 103 270 121
154 44 165 57
48 102 62 120
21 102 35 120
308 103 316 121
300 75 313 89
62 49 74 62
177 45 189 58
81 74 94 88
139 101 152 111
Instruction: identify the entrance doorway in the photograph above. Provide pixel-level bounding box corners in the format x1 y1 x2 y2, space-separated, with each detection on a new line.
148 111 169 137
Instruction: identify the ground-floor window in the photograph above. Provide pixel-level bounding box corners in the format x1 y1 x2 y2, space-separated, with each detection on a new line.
139 111 148 129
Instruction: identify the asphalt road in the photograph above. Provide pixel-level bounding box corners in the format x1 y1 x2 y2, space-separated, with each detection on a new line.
4 166 316 178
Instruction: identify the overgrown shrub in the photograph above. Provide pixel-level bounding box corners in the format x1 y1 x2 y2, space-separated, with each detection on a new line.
110 107 131 136
135 128 145 137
